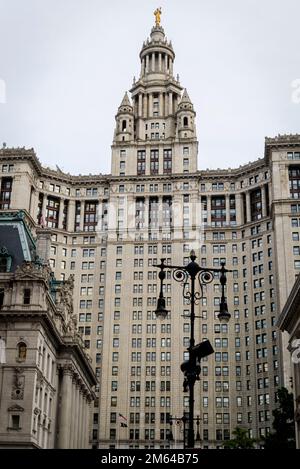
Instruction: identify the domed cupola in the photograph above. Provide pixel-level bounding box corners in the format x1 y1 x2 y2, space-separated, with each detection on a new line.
138 9 175 80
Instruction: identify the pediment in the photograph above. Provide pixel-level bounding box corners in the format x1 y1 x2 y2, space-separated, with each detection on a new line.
7 404 24 412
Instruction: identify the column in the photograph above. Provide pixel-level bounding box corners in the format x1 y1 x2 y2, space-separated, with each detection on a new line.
158 53 162 72
143 196 149 234
151 52 155 72
164 94 168 117
141 58 145 77
75 381 81 448
246 191 251 223
138 94 143 117
169 58 173 76
143 94 147 118
85 397 92 448
235 193 242 226
225 194 230 226
67 200 75 232
159 93 163 117
79 390 84 448
158 197 163 235
84 393 89 448
207 195 211 226
168 91 173 115
173 194 183 241
145 55 149 74
165 55 169 73
80 201 85 231
30 189 39 222
261 185 266 218
42 195 48 220
58 198 64 230
149 93 153 118
79 387 85 448
57 366 73 448
70 377 76 448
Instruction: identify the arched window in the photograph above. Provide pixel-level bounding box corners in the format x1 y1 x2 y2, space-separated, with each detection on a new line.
18 342 27 361
183 116 188 127
122 120 127 131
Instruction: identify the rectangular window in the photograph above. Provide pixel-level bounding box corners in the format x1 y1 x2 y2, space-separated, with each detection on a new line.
0 177 13 209
150 149 159 175
163 149 172 174
23 289 31 305
137 150 146 175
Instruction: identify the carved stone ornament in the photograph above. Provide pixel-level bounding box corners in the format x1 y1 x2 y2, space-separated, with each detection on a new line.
15 261 51 283
11 367 25 400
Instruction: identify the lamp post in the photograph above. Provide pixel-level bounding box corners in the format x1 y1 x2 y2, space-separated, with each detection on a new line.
168 414 201 448
155 250 231 448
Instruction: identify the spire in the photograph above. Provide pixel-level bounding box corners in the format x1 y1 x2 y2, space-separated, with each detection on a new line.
177 88 194 112
180 88 192 103
119 92 132 108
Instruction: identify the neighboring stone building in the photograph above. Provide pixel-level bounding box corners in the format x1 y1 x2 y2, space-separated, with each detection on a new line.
277 274 300 449
0 16 299 448
0 211 96 448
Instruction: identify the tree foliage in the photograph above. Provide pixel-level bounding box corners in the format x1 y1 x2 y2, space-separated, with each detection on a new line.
224 427 256 449
263 387 296 449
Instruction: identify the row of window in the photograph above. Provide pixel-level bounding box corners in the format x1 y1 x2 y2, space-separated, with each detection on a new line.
47 184 99 197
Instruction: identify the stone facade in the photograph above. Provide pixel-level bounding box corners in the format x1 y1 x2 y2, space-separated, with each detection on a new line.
0 214 96 448
0 19 299 448
278 274 300 448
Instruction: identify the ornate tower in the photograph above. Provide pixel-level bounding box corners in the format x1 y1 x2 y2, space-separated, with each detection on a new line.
111 13 198 176
176 89 196 140
114 92 134 143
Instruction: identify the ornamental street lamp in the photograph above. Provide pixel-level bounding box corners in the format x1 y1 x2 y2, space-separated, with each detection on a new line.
155 250 232 448
168 414 201 448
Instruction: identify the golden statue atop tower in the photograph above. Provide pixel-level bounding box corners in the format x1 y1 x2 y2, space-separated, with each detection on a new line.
154 7 162 26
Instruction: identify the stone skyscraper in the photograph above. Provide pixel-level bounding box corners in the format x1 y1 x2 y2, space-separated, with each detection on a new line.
0 14 299 448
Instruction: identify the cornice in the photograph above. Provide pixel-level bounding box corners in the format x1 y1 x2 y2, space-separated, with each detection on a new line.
264 134 300 162
2 135 300 186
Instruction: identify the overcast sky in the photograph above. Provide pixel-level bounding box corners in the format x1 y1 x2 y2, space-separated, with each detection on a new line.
0 0 299 175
